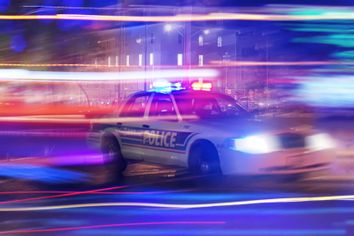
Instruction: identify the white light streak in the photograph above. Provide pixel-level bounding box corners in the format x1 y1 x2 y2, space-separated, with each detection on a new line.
0 195 353 211
0 69 218 83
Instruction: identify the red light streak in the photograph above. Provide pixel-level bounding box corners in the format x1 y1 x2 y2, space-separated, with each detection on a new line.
0 174 204 205
0 185 128 205
0 189 191 195
210 60 354 66
0 130 88 138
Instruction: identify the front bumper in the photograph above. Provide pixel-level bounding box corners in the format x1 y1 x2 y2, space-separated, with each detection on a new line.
219 148 334 175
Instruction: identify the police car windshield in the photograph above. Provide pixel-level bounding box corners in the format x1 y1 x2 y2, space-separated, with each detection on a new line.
174 91 247 119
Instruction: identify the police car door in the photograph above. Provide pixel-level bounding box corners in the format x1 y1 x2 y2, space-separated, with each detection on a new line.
142 93 185 166
117 93 152 160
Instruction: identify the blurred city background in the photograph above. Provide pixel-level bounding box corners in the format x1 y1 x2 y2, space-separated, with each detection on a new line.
0 1 354 235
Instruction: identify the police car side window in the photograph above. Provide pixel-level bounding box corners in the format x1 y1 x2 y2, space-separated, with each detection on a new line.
120 95 149 117
175 92 247 118
149 95 177 120
174 94 194 116
215 95 245 116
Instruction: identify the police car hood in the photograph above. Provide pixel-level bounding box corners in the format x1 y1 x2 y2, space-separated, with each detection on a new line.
188 116 313 137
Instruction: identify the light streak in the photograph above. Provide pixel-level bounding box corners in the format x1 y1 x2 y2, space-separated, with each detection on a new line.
0 185 128 205
1 195 354 211
0 69 218 82
0 164 88 183
0 221 225 235
22 5 120 10
0 63 116 67
0 115 198 124
0 116 92 124
0 189 192 195
0 12 354 22
295 75 354 108
0 153 105 166
210 60 354 67
0 174 204 205
0 62 200 68
0 104 116 117
0 130 88 138
1 61 351 69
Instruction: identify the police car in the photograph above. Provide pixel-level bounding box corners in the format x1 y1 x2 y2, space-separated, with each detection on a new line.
89 81 335 178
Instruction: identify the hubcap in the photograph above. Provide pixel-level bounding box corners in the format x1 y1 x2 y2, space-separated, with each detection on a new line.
200 161 210 173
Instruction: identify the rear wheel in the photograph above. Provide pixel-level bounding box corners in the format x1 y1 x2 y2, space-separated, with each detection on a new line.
188 142 221 175
101 136 127 178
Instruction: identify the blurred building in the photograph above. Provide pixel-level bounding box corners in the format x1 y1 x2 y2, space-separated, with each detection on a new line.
0 3 298 110
79 20 279 106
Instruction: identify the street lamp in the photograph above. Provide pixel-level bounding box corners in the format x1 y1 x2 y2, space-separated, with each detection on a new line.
164 24 173 32
164 24 210 36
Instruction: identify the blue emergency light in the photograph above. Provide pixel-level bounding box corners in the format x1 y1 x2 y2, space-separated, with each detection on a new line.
151 80 184 93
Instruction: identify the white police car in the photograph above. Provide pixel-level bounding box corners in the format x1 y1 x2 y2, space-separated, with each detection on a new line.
89 82 335 178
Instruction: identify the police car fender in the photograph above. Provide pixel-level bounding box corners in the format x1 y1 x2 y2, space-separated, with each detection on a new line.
185 133 223 160
101 127 125 148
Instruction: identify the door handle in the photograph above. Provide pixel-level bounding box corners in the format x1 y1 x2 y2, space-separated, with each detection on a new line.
142 124 150 128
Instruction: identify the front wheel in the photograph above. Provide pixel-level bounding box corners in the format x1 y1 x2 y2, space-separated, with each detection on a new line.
101 137 127 178
188 143 221 175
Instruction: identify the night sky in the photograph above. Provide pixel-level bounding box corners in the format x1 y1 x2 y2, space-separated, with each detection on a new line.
0 0 353 61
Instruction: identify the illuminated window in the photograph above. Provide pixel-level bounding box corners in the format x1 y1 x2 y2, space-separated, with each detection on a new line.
138 54 143 66
177 53 183 66
217 36 222 47
149 53 154 66
198 54 204 66
126 55 130 66
198 35 204 46
108 56 111 67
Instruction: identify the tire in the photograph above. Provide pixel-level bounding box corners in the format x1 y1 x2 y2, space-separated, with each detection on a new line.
101 136 127 178
188 142 221 175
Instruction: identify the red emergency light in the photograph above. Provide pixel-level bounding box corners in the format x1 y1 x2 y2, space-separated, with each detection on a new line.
191 81 212 91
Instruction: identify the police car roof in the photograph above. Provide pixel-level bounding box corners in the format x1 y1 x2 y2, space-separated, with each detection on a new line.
130 89 229 98
171 89 218 96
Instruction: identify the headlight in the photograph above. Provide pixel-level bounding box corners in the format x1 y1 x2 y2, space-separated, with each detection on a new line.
306 133 336 151
228 134 280 154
